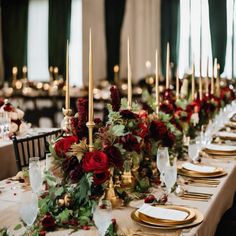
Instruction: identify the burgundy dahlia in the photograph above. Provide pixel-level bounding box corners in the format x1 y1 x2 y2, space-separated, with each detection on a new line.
149 120 168 141
110 86 121 111
121 134 140 152
104 146 123 169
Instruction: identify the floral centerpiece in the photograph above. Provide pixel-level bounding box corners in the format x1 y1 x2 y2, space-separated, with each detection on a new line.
0 99 29 137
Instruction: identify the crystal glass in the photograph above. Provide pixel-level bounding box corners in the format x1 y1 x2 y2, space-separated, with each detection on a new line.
0 112 10 139
156 147 169 183
163 159 177 194
19 192 38 227
188 140 200 163
29 157 42 194
93 200 112 236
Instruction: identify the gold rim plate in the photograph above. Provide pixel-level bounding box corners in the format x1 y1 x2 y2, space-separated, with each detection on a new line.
137 205 195 226
178 168 227 178
131 207 203 230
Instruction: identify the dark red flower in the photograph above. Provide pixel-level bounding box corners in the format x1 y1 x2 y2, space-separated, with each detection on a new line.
42 212 56 230
104 146 123 169
69 219 79 226
77 98 88 139
93 169 110 185
82 151 109 172
162 131 175 147
120 109 138 119
149 120 168 141
94 118 102 124
54 136 78 158
39 231 46 236
160 101 175 114
3 103 14 112
110 86 121 111
144 194 156 203
62 156 79 174
121 134 140 152
136 122 149 138
69 164 83 183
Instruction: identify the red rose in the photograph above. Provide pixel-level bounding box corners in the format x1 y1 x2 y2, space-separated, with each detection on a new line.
42 212 56 230
104 146 123 169
54 136 78 158
93 169 110 185
136 122 148 138
144 194 156 203
82 151 109 172
121 134 140 152
149 120 168 141
120 110 138 119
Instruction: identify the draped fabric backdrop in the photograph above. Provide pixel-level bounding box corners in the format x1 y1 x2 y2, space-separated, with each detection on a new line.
48 0 71 79
1 0 28 81
120 0 161 83
208 0 227 74
161 0 180 76
0 6 4 85
82 0 106 86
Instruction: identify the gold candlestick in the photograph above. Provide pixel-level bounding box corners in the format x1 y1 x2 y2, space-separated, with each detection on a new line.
127 38 132 110
155 49 159 114
113 65 119 85
216 63 220 97
199 57 203 100
166 42 170 89
176 69 179 100
65 41 70 110
205 57 209 96
191 63 195 101
86 29 95 152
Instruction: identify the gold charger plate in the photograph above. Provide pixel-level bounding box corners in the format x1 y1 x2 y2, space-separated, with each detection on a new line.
131 207 203 230
204 148 236 156
182 165 223 175
138 205 195 226
178 167 227 178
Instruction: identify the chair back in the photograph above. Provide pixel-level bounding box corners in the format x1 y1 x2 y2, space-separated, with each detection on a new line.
12 129 61 171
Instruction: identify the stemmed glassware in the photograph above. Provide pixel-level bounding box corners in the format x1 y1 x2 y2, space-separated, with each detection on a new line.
188 139 200 163
156 147 169 185
29 157 43 195
0 112 10 139
93 199 112 236
163 158 177 194
19 191 38 229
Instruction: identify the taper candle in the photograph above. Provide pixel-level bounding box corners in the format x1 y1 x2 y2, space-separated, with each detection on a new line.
166 42 170 89
211 60 214 95
206 57 209 96
155 49 159 113
199 57 203 100
88 29 94 122
216 63 220 97
176 69 179 100
65 40 70 110
127 38 132 110
191 63 195 101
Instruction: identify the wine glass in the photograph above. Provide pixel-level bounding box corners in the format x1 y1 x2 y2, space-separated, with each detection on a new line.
29 157 42 195
163 158 177 194
156 147 169 184
19 191 38 228
188 140 200 163
93 200 112 236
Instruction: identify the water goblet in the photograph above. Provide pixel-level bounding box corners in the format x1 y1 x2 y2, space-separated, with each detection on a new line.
93 200 112 236
156 147 169 184
19 191 38 229
29 157 42 195
163 158 177 194
188 140 200 163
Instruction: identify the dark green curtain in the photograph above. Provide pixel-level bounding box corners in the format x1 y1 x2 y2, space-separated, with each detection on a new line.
161 0 180 76
208 0 227 74
1 0 28 81
48 0 71 79
105 0 126 82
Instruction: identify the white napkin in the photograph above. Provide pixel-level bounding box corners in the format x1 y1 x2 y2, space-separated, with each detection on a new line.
182 162 216 173
217 131 236 138
138 204 188 221
206 144 236 152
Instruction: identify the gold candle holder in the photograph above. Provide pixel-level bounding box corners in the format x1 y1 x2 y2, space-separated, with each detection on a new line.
62 108 73 134
86 121 95 151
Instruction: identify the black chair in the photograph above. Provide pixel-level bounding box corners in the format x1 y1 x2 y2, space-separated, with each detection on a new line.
12 129 62 171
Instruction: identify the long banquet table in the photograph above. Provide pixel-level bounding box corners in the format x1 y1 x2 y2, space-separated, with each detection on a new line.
0 156 236 236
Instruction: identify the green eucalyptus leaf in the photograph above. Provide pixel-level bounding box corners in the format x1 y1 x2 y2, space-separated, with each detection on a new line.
111 125 125 136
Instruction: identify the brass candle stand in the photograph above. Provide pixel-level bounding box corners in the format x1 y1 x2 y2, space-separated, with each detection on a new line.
86 121 95 152
62 108 73 134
